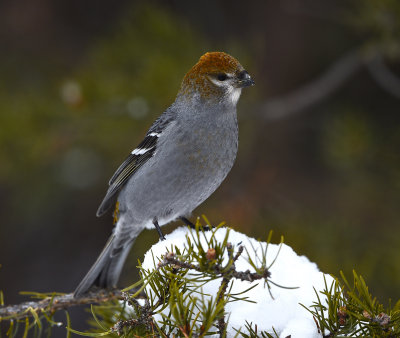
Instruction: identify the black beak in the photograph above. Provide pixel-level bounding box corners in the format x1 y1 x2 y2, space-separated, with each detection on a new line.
237 70 255 88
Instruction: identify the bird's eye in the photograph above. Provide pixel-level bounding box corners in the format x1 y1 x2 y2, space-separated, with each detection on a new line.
217 73 228 81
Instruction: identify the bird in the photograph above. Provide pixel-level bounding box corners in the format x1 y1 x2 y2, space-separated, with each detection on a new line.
74 52 254 297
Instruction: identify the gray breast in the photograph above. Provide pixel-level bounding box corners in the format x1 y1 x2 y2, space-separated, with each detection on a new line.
118 105 238 226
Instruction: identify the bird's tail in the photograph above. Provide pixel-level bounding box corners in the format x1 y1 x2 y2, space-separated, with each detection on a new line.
74 234 134 297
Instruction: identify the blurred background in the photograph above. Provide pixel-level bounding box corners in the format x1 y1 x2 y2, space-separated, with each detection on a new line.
1 0 400 332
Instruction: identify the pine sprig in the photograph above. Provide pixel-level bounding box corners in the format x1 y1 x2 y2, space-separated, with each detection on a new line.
2 217 400 337
302 271 400 337
80 218 275 337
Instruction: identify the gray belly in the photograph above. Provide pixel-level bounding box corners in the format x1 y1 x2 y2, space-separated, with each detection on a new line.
118 124 238 226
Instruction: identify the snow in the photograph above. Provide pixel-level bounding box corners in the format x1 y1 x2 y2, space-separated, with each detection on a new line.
140 226 332 337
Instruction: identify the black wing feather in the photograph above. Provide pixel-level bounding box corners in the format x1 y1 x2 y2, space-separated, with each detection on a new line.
96 144 156 217
108 135 158 185
96 111 174 217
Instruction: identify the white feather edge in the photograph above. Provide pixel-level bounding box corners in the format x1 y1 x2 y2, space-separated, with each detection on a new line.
131 147 152 155
130 132 160 155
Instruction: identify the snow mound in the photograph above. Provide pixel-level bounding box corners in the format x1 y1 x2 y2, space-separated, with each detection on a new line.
141 226 331 337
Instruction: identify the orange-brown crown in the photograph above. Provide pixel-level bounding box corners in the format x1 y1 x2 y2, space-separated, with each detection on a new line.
179 52 244 98
186 52 242 78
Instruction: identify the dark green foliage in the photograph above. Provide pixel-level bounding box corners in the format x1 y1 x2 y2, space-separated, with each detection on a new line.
234 321 279 338
347 0 400 57
303 271 400 337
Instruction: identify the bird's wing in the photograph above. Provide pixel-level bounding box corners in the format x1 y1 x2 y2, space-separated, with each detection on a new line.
96 112 174 217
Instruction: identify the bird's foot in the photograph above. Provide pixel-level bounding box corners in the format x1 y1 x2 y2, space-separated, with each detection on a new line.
153 219 166 241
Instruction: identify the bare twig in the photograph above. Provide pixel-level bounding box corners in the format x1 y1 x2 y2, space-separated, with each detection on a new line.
158 249 269 284
233 245 244 262
111 295 156 335
367 53 400 99
216 276 230 338
261 49 364 120
0 289 126 321
260 45 400 120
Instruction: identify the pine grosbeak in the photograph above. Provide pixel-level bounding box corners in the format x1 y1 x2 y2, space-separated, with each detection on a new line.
74 52 254 296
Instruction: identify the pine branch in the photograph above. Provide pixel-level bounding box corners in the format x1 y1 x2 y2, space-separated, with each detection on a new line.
216 243 235 337
157 247 270 283
157 241 270 337
0 289 126 321
111 293 156 335
216 275 230 337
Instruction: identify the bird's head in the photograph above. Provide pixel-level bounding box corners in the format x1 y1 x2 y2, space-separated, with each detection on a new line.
179 52 255 106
